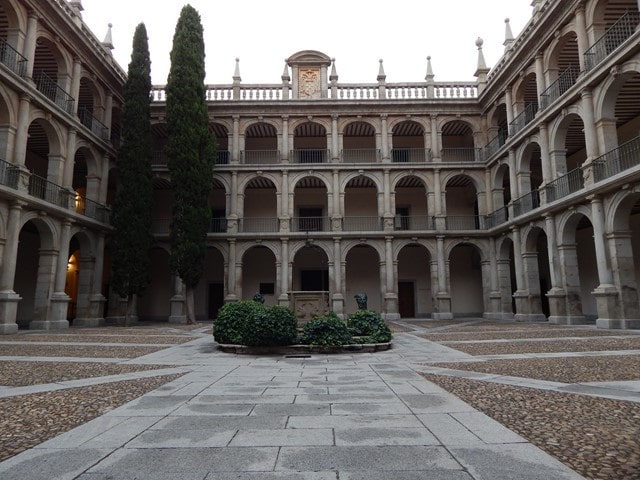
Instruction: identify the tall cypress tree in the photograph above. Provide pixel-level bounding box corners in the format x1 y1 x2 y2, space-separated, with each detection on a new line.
166 5 215 324
111 23 154 324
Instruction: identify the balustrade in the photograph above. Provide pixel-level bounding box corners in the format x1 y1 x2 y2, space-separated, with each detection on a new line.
445 215 485 230
592 135 640 182
0 37 27 76
539 65 579 110
584 11 640 71
34 71 75 114
393 215 434 231
485 207 509 229
76 194 110 223
78 107 109 140
512 190 540 218
545 167 584 202
291 149 328 164
241 150 280 164
0 159 19 189
440 148 481 162
291 216 329 232
509 103 538 136
391 148 431 163
343 216 383 231
239 217 279 233
341 149 380 163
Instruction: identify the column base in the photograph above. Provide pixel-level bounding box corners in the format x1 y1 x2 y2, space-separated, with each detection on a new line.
0 291 21 334
514 313 547 323
596 318 640 330
169 294 185 324
168 315 187 324
592 284 620 321
484 312 515 321
73 318 103 327
30 319 69 331
432 312 454 320
278 294 290 308
331 294 344 317
382 312 401 321
549 315 588 325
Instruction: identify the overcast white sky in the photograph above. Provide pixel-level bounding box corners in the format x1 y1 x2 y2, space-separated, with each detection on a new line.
80 0 534 85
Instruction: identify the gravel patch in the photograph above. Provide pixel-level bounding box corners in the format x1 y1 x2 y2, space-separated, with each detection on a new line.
0 334 193 344
0 361 177 387
441 337 640 355
0 374 183 462
431 355 640 383
423 373 640 480
422 329 627 342
0 344 165 358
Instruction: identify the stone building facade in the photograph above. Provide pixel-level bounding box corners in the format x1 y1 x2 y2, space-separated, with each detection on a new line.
1 0 640 332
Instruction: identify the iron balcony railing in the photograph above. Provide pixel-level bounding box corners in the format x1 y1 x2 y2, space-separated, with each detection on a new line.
209 217 228 233
584 11 640 71
28 174 73 208
545 167 584 202
341 148 381 163
592 135 640 182
75 194 111 223
540 65 580 110
394 215 434 231
485 206 509 229
445 215 486 230
512 190 541 218
241 150 280 164
216 150 230 165
0 158 19 189
291 216 329 232
0 37 27 77
484 129 508 159
239 217 279 232
78 107 109 141
440 148 482 162
391 148 432 163
291 149 328 164
509 103 538 136
34 71 75 114
343 216 383 231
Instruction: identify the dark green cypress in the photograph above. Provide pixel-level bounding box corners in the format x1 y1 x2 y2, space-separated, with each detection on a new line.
111 23 154 320
166 5 216 323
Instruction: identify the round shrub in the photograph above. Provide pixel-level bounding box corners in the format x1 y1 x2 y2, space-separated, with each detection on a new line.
213 300 263 344
300 312 353 347
347 309 393 343
241 305 298 346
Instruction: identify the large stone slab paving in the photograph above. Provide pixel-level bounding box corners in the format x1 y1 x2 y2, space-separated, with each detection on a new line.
150 415 288 431
287 413 423 429
330 401 413 415
250 403 331 416
340 472 474 480
334 426 439 446
0 449 113 480
229 428 334 447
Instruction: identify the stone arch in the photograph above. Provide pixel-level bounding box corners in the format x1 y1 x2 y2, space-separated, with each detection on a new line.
393 238 436 261
0 0 26 41
239 173 280 194
78 74 106 118
340 171 382 192
33 31 73 81
17 212 57 250
396 241 434 318
596 60 640 120
289 171 332 192
557 206 593 244
240 244 279 303
289 240 333 261
447 241 486 316
544 26 580 76
341 239 384 264
391 171 430 192
290 118 331 134
388 117 428 134
26 114 64 158
338 118 378 134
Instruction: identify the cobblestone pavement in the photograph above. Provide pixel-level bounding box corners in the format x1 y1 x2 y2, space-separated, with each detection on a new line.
0 319 637 479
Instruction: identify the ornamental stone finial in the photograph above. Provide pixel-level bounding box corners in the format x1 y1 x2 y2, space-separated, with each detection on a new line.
504 18 515 51
377 59 386 82
474 37 489 75
102 23 114 50
330 57 338 82
281 61 290 81
233 58 241 83
425 56 434 82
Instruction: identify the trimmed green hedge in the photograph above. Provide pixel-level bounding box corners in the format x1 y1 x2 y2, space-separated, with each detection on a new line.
347 309 393 343
241 305 298 346
300 312 353 347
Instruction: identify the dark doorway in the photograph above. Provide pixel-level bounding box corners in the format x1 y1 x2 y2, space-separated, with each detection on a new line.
208 283 224 319
398 281 415 318
301 270 329 291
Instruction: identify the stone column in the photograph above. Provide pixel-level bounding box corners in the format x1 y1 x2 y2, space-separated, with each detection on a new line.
383 236 399 320
332 237 344 317
433 169 444 230
279 238 289 306
581 89 599 161
535 52 546 105
231 115 240 164
485 236 503 318
29 246 59 330
98 154 110 205
522 251 546 321
382 169 393 231
0 202 23 333
228 171 239 233
70 57 82 112
545 214 567 324
496 256 515 318
434 235 452 319
557 242 586 325
226 239 237 301
279 171 289 231
87 234 107 325
505 88 514 133
589 196 619 328
607 231 640 328
380 115 389 162
538 123 552 202
508 149 519 200
331 115 339 162
48 220 72 326
63 129 78 188
23 12 38 79
281 115 289 163
574 5 588 72
13 94 32 169
430 115 440 161
511 226 530 321
169 276 186 323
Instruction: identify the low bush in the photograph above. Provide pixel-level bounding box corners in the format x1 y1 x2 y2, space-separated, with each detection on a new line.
347 309 393 343
241 305 298 346
300 312 353 347
213 300 263 344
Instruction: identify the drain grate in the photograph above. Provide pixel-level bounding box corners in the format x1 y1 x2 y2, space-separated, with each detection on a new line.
284 354 311 358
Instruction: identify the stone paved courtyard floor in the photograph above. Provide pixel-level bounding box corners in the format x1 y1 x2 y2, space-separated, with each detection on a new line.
0 319 637 479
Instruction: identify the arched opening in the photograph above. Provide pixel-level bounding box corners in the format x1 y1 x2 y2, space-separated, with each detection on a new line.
397 244 432 318
497 238 516 316
244 122 278 164
293 176 329 232
65 232 94 323
241 177 278 232
345 244 380 313
195 246 225 320
441 121 476 162
391 120 427 163
343 121 378 163
512 73 539 133
138 247 172 321
394 176 430 230
542 32 580 108
33 37 73 113
513 143 543 217
547 114 586 202
449 243 484 317
587 0 639 69
293 245 329 292
344 176 379 231
487 104 508 154
211 123 229 164
14 221 41 328
445 175 480 230
151 122 167 167
77 78 107 140
293 122 327 163
209 178 227 233
242 246 277 304
524 227 552 318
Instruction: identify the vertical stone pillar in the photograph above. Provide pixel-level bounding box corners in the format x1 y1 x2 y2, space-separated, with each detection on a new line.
545 214 567 324
231 115 240 164
383 169 393 231
331 170 341 230
496 256 515 318
508 149 519 200
535 52 545 105
383 236 399 320
63 129 78 188
13 95 32 170
557 242 586 325
281 115 289 163
98 154 110 205
434 235 452 319
279 239 289 306
486 237 502 318
279 171 289 231
87 234 107 325
511 226 530 321
380 115 389 162
433 169 444 230
48 220 71 326
23 12 38 79
30 249 59 329
505 88 514 133
331 114 339 162
227 171 238 233
538 123 552 188
226 239 237 301
574 5 588 72
607 231 640 328
169 276 186 323
522 251 545 320
332 237 344 317
70 57 82 112
581 89 599 161
430 115 439 161
0 203 22 333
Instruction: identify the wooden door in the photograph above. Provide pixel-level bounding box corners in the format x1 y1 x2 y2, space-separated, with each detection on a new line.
398 281 415 318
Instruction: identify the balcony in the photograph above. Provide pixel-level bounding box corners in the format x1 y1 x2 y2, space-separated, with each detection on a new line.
343 216 383 231
291 216 329 232
0 159 19 189
485 206 509 229
239 217 279 232
28 175 73 208
391 148 432 163
440 148 481 162
540 65 579 110
445 215 486 230
483 130 508 160
509 103 538 136
75 195 111 223
592 135 640 182
512 190 540 218
34 71 75 114
394 215 434 231
341 148 381 163
241 150 280 165
216 150 230 165
291 149 328 164
0 37 27 77
584 11 640 71
209 217 228 233
78 107 109 141
545 168 584 203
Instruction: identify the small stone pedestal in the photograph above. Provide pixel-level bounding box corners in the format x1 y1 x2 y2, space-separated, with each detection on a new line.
0 291 20 334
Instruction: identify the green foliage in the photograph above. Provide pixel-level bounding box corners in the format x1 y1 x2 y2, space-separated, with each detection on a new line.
300 312 353 347
241 305 298 346
111 23 154 299
166 5 216 288
213 301 262 345
347 310 393 343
